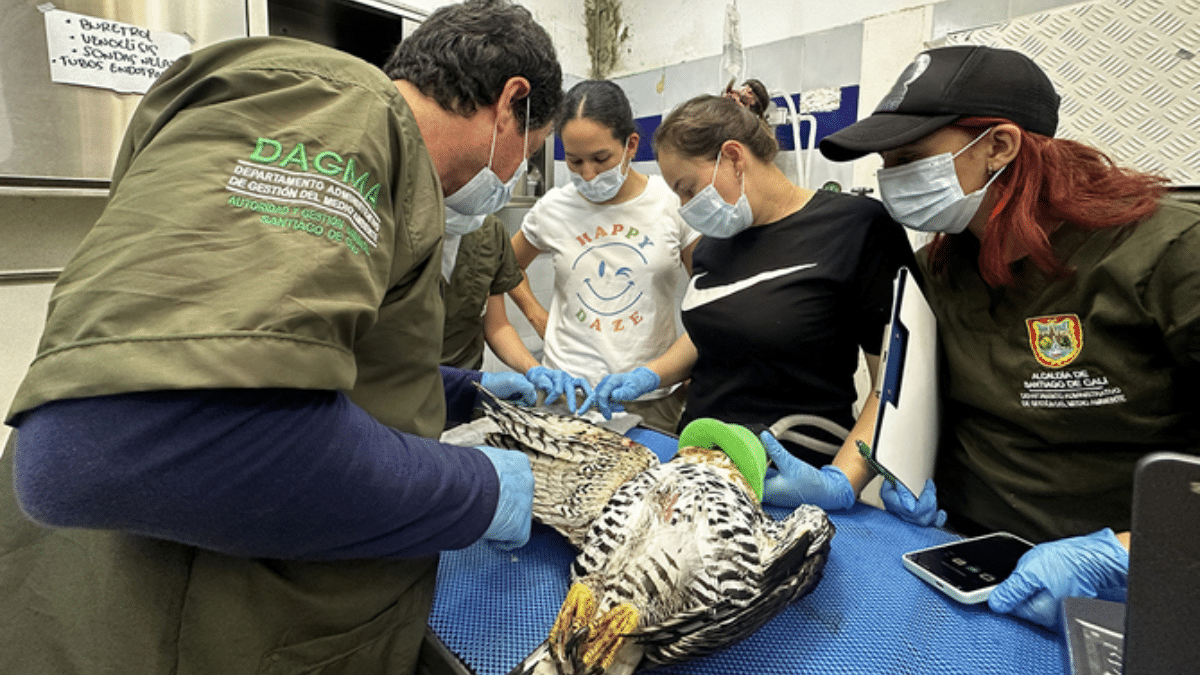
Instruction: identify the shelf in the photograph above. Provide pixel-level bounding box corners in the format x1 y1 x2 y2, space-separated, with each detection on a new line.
0 178 110 199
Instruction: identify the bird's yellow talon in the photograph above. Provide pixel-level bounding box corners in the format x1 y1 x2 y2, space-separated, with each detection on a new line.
550 583 596 654
582 603 639 670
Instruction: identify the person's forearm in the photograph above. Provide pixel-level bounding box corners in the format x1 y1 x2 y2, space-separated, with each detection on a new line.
483 294 541 373
830 390 882 496
830 353 885 498
507 274 549 338
486 323 541 373
507 232 550 338
643 333 698 387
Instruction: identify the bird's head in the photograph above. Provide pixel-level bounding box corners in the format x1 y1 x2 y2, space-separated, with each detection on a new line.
675 419 768 502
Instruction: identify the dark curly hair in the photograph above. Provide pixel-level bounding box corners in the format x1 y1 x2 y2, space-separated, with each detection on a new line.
383 0 563 132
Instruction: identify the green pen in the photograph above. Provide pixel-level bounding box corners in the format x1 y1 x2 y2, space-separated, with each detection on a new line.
856 439 899 485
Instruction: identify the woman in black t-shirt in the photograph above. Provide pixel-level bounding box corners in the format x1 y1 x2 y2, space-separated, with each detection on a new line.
580 94 921 516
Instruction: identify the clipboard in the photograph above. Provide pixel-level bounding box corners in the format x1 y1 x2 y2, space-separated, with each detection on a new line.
863 266 939 498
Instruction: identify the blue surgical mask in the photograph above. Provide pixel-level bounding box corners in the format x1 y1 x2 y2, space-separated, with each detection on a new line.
876 127 1005 234
444 98 530 216
444 208 486 236
677 151 754 238
571 145 629 203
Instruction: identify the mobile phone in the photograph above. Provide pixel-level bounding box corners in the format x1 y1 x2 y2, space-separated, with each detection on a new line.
902 532 1034 604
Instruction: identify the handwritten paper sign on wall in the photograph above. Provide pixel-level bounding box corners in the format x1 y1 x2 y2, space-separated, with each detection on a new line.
43 8 191 94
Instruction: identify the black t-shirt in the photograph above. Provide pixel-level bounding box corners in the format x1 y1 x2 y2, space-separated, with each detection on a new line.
680 190 915 434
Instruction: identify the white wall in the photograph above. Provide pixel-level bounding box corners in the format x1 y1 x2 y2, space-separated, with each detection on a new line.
575 0 946 78
409 0 1025 85
520 0 1080 80
520 1 591 85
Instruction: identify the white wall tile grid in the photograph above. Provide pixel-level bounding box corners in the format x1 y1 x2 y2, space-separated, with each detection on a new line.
941 0 1200 186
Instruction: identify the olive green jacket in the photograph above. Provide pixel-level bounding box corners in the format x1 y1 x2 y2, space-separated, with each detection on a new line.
926 199 1200 542
1 37 452 674
441 215 524 370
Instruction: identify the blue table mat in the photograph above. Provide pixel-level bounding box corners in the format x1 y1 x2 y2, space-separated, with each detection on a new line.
430 428 1065 674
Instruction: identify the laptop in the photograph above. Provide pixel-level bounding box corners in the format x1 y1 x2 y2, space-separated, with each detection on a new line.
1063 452 1200 675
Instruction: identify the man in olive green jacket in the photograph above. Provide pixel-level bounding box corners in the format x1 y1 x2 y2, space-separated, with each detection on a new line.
0 1 562 673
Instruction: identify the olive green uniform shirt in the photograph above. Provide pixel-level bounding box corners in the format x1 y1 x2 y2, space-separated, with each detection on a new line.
1 37 450 674
923 199 1200 543
8 38 446 437
440 215 524 369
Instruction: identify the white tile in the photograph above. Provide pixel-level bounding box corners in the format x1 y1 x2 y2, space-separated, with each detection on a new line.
803 24 864 90
743 36 806 98
612 68 667 120
659 55 724 117
1011 0 1086 19
933 0 1009 39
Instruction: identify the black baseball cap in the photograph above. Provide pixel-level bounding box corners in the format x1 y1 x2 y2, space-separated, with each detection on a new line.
819 45 1061 162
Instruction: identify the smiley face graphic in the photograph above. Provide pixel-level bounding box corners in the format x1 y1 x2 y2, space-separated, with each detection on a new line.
573 242 647 316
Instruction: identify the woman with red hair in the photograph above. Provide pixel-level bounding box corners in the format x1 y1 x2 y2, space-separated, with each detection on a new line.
773 44 1199 631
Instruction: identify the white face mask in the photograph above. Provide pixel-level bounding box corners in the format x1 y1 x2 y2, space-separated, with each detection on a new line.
876 127 1006 234
444 208 486 236
571 145 630 203
444 98 530 216
441 233 463 283
677 151 754 238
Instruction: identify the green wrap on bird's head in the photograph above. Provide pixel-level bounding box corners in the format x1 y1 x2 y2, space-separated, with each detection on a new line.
677 419 768 501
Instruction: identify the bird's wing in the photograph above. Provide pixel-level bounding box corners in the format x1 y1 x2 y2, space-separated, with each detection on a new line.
629 494 835 666
477 386 659 549
567 464 673 583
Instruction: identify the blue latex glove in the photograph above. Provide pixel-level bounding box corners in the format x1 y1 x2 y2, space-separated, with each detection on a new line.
474 445 534 550
760 431 856 510
988 528 1129 631
880 477 947 528
525 366 592 414
579 367 660 420
480 371 536 406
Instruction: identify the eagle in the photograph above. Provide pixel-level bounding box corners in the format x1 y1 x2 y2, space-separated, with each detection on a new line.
477 388 835 675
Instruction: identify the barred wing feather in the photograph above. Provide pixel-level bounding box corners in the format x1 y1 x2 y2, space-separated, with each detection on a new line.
630 501 833 665
477 387 658 548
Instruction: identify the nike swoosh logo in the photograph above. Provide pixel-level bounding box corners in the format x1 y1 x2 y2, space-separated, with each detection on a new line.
681 263 817 311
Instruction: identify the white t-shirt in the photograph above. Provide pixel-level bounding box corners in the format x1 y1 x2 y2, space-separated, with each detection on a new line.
521 175 700 398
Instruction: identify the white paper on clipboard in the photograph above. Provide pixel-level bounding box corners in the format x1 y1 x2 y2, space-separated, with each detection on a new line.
868 266 939 498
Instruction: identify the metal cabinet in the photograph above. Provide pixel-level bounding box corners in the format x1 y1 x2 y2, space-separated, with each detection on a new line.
0 1 248 186
0 0 425 188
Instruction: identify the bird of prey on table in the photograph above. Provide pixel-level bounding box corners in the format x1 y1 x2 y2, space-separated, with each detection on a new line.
477 388 835 675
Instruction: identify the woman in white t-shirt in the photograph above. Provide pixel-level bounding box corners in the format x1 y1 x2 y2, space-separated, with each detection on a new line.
509 80 700 433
